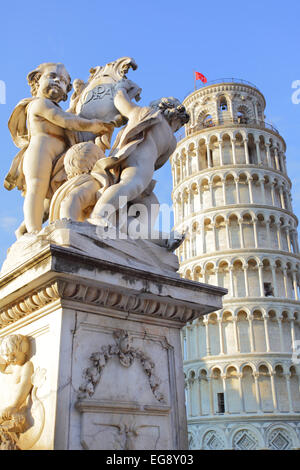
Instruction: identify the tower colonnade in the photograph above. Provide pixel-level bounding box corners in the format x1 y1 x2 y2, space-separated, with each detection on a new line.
171 80 300 450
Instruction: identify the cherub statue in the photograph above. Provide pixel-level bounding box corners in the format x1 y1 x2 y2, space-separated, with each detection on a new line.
90 79 189 229
0 335 33 450
4 62 113 234
67 79 87 114
49 141 111 222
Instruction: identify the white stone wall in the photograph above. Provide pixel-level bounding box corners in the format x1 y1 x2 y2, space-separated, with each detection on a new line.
172 80 300 450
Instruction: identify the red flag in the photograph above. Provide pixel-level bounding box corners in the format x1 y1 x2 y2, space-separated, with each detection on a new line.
194 71 207 83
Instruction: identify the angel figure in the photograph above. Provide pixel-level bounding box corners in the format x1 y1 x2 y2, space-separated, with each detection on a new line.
90 79 189 229
4 62 113 234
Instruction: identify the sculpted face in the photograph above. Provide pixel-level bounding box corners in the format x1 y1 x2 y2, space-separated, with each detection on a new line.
37 65 70 102
1 348 26 366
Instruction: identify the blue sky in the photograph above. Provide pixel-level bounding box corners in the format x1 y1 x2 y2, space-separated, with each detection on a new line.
0 0 300 265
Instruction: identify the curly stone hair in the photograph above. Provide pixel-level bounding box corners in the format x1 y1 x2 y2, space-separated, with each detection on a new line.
150 97 190 126
64 142 104 178
0 334 29 357
27 62 72 100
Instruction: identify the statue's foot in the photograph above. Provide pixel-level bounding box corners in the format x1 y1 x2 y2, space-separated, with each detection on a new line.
15 224 27 240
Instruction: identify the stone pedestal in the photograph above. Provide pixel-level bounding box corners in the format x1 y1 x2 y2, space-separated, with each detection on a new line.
0 227 225 450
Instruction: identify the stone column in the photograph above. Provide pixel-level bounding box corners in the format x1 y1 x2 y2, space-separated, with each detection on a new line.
248 176 254 203
266 143 272 167
209 182 214 207
208 378 214 415
270 372 278 412
201 219 206 253
260 178 266 204
237 373 245 413
197 377 202 416
207 145 211 168
225 220 230 249
277 315 284 352
218 318 225 355
276 223 282 250
263 315 271 352
274 147 280 170
291 319 296 352
218 140 223 166
196 148 200 172
244 137 250 164
233 317 239 352
238 218 245 248
179 158 183 181
194 322 200 358
235 177 240 204
258 263 265 297
187 381 193 417
255 138 262 164
186 325 192 360
292 270 299 300
270 182 276 206
231 138 237 165
253 218 258 248
212 224 217 252
270 263 278 297
286 228 292 253
222 179 227 205
253 372 262 413
279 186 286 209
229 266 235 297
283 268 289 297
204 319 211 356
221 374 229 414
248 314 255 352
285 374 294 413
243 266 249 297
278 152 284 173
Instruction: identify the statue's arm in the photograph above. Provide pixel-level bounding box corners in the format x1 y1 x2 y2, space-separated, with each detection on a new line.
7 362 34 412
113 88 138 119
32 99 109 133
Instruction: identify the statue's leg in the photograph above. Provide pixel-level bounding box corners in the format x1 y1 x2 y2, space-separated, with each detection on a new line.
92 159 154 226
14 197 50 240
60 195 82 221
60 181 99 221
23 152 53 233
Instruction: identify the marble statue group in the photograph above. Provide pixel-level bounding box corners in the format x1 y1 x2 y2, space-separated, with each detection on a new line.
4 57 189 248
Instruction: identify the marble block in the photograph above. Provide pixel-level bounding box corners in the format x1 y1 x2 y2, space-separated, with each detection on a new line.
0 234 226 450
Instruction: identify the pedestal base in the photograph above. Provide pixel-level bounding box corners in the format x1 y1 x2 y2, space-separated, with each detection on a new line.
0 232 225 450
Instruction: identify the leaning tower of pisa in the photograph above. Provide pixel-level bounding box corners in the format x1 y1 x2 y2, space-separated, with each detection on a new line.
171 79 300 450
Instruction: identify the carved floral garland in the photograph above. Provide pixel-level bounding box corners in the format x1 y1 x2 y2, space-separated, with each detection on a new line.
78 329 164 402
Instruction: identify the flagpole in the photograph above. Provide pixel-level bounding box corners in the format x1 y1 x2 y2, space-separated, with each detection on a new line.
193 70 196 91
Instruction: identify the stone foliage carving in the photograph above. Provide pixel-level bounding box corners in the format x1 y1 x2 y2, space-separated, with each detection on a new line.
0 335 46 450
78 329 164 402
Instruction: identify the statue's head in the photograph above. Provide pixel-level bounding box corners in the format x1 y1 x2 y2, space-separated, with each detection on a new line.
64 142 104 178
0 334 30 366
27 62 72 102
150 97 190 132
72 78 85 94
